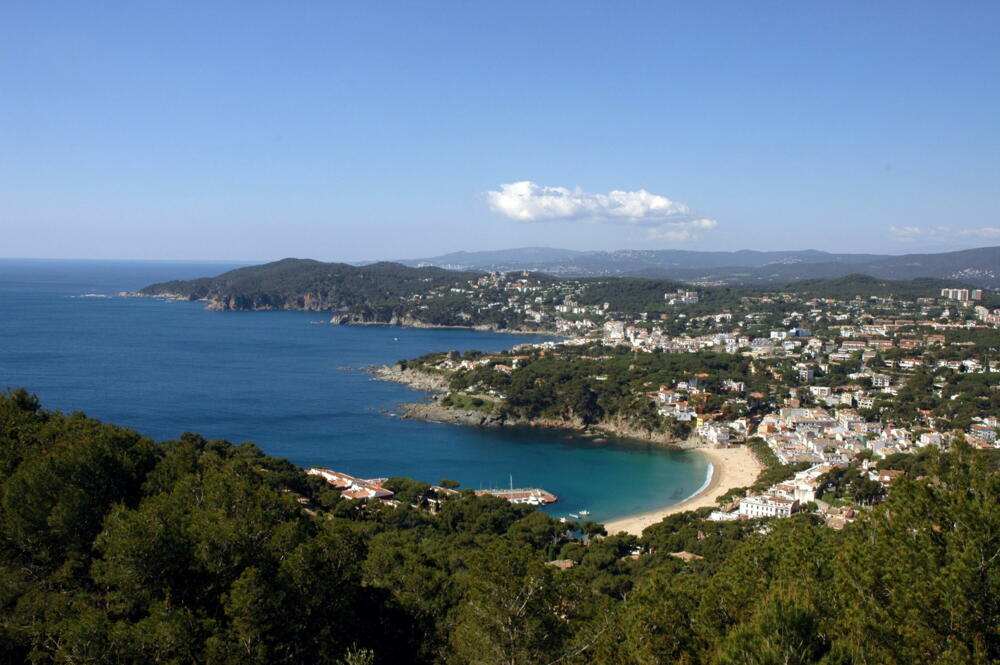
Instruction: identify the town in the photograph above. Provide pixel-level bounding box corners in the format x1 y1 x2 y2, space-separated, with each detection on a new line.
344 278 1000 530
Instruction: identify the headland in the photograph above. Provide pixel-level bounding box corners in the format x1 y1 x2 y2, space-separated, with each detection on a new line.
373 364 688 445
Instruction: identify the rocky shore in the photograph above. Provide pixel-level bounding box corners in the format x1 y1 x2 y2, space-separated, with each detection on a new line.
119 291 189 301
333 312 558 336
371 364 686 448
371 364 451 393
399 401 504 426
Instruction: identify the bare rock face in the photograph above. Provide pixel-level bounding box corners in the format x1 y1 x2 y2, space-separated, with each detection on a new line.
206 294 283 311
331 312 409 326
372 365 451 393
400 402 503 427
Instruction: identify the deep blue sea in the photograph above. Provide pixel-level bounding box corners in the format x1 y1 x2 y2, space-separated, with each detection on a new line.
0 259 708 523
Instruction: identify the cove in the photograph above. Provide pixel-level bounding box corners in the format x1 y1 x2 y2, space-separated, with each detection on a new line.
0 259 708 523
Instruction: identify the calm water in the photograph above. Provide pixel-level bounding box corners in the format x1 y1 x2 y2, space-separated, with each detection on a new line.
0 259 708 523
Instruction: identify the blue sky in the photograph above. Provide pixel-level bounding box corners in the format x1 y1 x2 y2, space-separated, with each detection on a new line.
2 1 998 261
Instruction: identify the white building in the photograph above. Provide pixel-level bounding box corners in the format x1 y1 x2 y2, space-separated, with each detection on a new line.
603 320 625 341
698 423 731 446
738 494 799 519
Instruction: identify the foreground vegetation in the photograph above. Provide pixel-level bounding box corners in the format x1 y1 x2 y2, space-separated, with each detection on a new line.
1 390 998 664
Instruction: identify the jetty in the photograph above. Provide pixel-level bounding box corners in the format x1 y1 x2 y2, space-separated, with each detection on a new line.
475 488 558 505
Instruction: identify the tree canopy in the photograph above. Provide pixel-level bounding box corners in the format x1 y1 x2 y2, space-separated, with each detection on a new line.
0 389 997 664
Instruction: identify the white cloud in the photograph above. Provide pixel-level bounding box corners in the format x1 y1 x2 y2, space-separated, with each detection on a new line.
890 225 1000 242
888 225 927 241
647 218 719 241
957 226 1000 238
486 181 718 239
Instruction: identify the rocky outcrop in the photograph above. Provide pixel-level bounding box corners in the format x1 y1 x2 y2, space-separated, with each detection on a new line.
396 403 683 447
332 313 557 336
371 365 451 393
334 312 501 331
205 294 318 311
332 312 428 327
371 364 684 447
511 416 681 447
399 402 503 426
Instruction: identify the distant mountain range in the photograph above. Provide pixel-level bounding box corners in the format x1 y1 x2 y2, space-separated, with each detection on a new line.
395 246 1000 288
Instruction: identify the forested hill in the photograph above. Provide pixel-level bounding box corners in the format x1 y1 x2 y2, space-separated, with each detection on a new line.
1 389 998 664
780 274 976 299
400 245 1000 287
136 258 983 331
139 258 482 312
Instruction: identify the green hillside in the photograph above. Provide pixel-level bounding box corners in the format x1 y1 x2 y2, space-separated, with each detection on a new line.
140 258 482 311
780 274 974 299
1 390 997 664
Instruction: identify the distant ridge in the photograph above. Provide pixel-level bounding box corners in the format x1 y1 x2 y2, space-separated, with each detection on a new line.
139 259 483 311
137 258 978 321
392 246 1000 287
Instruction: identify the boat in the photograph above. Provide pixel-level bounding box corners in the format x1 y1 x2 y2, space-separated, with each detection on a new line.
579 510 591 516
568 513 580 519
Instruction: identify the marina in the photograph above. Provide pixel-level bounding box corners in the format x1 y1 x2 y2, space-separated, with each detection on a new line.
475 488 558 506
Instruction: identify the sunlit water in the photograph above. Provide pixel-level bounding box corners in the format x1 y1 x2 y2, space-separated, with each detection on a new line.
0 259 708 523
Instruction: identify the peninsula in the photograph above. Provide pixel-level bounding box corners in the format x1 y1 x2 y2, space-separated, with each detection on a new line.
135 258 553 332
134 256 988 338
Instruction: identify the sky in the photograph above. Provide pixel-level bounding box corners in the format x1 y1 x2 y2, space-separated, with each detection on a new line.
2 1 999 261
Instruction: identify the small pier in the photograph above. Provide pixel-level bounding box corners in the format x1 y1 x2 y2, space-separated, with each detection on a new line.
476 488 558 505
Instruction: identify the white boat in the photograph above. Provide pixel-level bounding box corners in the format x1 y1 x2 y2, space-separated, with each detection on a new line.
579 510 591 516
568 513 579 519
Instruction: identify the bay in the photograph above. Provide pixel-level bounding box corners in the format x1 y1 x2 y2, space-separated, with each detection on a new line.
0 258 708 523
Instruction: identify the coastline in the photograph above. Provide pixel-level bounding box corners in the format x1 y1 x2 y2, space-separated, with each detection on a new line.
125 293 564 336
374 365 687 446
602 445 762 536
332 317 565 337
371 364 760 533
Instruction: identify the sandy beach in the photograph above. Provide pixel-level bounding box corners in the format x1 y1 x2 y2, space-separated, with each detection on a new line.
603 446 762 536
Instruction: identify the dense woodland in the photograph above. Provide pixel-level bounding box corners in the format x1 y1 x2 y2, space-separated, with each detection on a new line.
779 275 973 300
140 259 482 312
1 390 998 664
407 345 775 436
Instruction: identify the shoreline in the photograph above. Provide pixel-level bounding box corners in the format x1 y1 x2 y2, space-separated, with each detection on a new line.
332 319 566 337
374 364 690 447
124 293 566 337
370 365 759 534
602 445 762 536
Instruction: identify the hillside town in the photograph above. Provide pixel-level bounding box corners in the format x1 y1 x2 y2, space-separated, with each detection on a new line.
378 280 1000 529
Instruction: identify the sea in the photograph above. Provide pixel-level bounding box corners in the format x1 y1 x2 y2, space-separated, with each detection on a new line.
0 259 709 523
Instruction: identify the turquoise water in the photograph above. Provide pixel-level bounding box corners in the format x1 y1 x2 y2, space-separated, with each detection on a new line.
0 259 708 523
